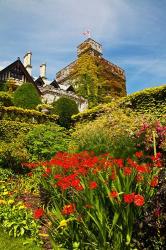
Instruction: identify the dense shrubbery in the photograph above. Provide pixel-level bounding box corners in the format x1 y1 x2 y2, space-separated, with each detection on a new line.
0 121 70 169
53 97 79 128
0 135 30 170
25 124 70 161
13 83 41 109
71 108 166 158
0 120 35 142
0 91 13 106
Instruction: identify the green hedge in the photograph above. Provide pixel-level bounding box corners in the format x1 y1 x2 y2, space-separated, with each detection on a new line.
72 85 166 123
118 85 166 116
0 106 58 124
0 120 36 142
0 92 13 106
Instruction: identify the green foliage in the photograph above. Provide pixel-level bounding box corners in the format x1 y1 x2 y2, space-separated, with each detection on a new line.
0 136 30 170
72 85 166 123
0 120 35 142
0 91 13 106
53 97 79 128
0 106 58 124
0 229 41 250
0 202 41 243
73 54 101 106
0 82 8 91
37 151 161 249
0 121 70 168
118 84 166 117
13 83 41 109
70 108 157 157
0 168 14 181
25 124 70 161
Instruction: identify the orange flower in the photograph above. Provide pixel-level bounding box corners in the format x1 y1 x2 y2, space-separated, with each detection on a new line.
134 194 144 206
150 176 158 187
62 203 76 215
109 190 118 198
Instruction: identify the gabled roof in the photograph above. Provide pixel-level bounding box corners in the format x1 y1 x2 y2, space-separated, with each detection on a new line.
0 58 41 94
0 58 34 83
50 79 60 88
59 84 75 92
35 76 45 87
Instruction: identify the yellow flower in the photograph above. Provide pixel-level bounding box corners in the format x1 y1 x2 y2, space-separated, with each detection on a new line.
39 233 49 237
58 219 68 228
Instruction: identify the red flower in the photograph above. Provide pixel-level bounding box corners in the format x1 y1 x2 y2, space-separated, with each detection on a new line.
109 190 118 198
150 176 158 187
89 181 98 189
135 151 143 158
123 167 132 176
114 159 124 168
109 169 117 180
62 203 76 215
151 152 162 161
123 193 135 204
136 164 149 173
54 174 62 179
34 208 44 219
136 174 144 182
45 167 51 174
134 194 144 206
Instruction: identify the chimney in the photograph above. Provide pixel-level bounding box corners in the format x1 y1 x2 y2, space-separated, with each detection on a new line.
40 63 46 79
24 51 32 76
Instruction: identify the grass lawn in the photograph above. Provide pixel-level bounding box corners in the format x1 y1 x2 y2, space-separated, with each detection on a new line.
0 229 41 250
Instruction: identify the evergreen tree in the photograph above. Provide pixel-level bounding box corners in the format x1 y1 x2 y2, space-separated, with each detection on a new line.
52 97 79 128
13 83 41 109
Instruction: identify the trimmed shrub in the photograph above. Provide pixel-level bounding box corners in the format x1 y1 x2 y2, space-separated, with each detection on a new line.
72 85 166 123
118 84 166 116
0 91 13 106
13 83 41 109
0 106 58 124
53 97 79 128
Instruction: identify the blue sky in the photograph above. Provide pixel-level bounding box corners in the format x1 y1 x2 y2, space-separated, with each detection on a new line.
0 0 165 94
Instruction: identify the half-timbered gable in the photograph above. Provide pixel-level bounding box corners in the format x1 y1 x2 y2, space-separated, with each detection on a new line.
0 58 34 84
